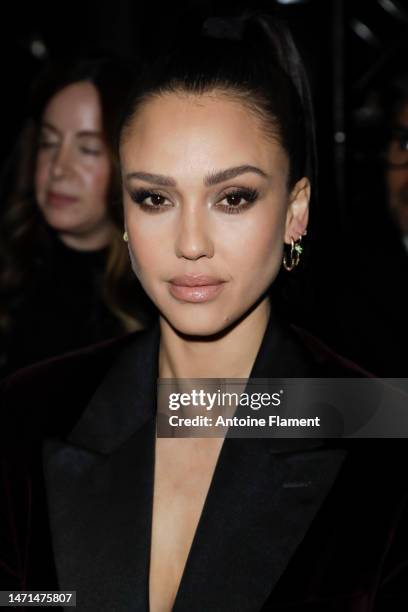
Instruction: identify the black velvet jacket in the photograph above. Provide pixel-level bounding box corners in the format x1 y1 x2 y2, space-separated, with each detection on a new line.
1 312 408 611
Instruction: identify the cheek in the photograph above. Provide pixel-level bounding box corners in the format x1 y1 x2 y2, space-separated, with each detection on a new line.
125 205 172 277
34 156 49 197
80 160 111 203
219 206 285 281
124 198 286 293
128 230 164 279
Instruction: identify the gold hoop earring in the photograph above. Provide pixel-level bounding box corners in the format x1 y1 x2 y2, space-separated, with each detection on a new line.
123 231 128 243
283 236 303 272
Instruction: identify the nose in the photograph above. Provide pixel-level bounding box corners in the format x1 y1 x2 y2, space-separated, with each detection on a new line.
175 205 214 260
50 144 73 179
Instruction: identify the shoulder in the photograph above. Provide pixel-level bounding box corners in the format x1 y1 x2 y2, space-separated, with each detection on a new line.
0 330 147 445
289 323 375 377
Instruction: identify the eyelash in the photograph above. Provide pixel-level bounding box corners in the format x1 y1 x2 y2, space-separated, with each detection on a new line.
81 148 102 156
37 141 101 156
129 188 259 214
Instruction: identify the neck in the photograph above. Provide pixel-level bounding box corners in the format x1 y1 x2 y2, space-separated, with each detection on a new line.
159 297 271 379
57 221 113 252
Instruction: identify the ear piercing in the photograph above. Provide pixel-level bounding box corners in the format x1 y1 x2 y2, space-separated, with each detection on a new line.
283 232 306 272
123 231 128 242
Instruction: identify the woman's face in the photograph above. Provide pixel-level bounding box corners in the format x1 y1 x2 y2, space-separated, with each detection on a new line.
121 92 309 336
35 81 112 244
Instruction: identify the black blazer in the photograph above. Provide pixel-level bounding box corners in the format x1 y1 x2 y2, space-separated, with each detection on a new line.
1 312 408 611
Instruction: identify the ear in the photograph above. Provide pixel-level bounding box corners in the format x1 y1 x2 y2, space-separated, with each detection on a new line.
284 177 310 244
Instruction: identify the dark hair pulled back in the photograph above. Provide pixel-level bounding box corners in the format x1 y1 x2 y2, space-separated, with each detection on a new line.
119 10 317 193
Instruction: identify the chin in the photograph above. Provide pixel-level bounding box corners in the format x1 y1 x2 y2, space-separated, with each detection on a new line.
162 306 238 339
47 220 75 232
44 213 90 236
41 211 75 231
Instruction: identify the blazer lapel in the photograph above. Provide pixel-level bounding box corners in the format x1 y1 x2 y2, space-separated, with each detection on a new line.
173 309 348 610
173 437 346 611
43 420 155 611
43 324 160 612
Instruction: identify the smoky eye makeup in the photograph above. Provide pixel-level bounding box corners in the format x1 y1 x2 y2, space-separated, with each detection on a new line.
215 186 260 214
128 188 173 213
127 185 261 215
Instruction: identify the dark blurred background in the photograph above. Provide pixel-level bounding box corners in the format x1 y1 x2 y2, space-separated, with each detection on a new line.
1 0 407 375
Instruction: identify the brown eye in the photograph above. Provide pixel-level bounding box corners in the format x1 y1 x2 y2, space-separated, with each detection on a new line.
130 189 173 213
150 194 166 206
225 193 245 206
216 188 259 214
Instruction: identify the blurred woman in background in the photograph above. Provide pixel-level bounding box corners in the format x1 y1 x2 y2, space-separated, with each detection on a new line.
0 57 154 377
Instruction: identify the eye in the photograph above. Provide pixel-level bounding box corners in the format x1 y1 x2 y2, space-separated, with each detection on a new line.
80 147 102 156
128 186 260 214
79 139 105 156
216 188 259 214
38 140 58 150
129 189 172 213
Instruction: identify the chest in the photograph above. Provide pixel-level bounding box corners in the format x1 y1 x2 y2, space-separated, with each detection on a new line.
148 438 224 612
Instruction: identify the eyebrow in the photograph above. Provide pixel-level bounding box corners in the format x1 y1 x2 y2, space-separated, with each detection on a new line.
126 164 269 187
40 122 103 138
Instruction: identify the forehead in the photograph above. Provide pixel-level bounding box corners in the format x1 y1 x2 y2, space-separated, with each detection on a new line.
42 81 102 131
121 92 288 177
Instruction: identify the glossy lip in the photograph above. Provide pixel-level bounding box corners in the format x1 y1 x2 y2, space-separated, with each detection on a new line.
47 191 79 206
170 275 225 287
168 275 226 303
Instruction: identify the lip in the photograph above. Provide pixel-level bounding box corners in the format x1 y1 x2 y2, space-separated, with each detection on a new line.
47 191 79 207
168 275 226 303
